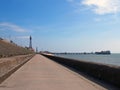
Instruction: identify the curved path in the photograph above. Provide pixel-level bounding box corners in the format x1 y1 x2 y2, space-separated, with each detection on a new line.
0 54 106 90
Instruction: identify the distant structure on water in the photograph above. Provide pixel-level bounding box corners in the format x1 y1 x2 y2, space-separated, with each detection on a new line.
53 50 111 55
95 51 111 55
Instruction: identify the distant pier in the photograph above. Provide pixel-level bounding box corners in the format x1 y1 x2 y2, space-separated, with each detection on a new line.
52 50 111 55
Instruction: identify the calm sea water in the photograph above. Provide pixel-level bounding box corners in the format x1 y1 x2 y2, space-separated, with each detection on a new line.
56 54 120 66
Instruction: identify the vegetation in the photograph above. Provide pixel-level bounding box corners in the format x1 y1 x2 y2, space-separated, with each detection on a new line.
0 38 34 58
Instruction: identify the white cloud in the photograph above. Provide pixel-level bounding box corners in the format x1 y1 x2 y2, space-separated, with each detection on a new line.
0 22 27 32
17 36 30 39
66 0 74 3
94 18 102 22
82 0 120 15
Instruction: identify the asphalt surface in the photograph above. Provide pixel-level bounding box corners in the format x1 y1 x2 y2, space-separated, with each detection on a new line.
0 54 106 90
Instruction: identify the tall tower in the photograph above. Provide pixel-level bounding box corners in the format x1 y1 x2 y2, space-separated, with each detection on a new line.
29 36 32 49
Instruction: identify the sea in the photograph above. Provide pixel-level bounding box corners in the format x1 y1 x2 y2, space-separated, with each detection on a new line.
55 54 120 66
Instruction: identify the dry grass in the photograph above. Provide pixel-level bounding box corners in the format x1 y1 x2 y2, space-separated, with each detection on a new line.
0 39 34 58
0 54 34 83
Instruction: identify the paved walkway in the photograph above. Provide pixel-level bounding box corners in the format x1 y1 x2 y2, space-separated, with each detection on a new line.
0 54 106 90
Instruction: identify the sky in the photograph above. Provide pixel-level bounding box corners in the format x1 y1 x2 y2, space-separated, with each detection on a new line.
0 0 120 53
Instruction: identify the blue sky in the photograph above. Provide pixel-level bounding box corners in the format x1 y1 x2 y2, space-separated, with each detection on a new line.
0 0 120 53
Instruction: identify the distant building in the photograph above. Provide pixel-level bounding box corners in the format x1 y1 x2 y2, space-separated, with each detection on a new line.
0 37 3 40
29 36 32 49
95 50 111 55
25 36 34 52
36 47 38 53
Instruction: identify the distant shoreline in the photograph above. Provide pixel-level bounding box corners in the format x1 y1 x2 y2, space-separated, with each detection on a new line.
53 51 111 55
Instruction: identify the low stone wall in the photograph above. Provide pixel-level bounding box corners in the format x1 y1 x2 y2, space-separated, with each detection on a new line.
42 54 120 87
0 54 34 83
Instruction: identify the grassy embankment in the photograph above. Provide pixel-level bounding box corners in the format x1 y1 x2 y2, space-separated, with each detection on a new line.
0 39 34 58
0 38 35 83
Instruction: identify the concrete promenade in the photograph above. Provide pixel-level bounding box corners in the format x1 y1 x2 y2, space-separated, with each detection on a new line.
0 54 106 90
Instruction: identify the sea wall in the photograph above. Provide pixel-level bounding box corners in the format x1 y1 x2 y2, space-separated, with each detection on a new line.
42 54 120 87
0 54 34 83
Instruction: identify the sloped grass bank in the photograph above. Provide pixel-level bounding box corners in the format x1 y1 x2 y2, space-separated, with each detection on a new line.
0 54 34 83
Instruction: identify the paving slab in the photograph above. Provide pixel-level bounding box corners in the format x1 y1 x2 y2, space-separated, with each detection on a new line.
0 54 106 90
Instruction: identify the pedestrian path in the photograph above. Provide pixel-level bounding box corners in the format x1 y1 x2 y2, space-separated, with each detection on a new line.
0 54 106 90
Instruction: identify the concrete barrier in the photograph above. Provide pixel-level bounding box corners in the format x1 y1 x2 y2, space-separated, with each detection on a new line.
0 54 34 83
42 54 120 87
